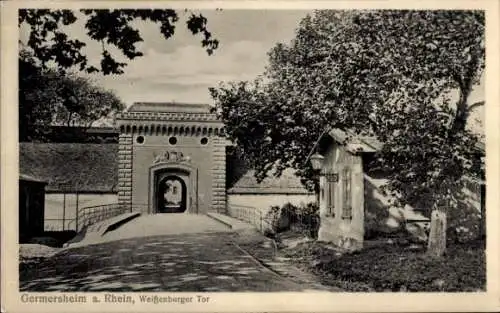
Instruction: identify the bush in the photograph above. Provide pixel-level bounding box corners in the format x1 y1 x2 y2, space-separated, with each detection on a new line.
43 231 77 247
283 202 319 238
447 205 482 243
263 205 291 236
262 202 320 238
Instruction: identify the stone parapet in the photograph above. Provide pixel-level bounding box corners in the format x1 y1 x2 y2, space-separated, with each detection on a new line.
117 111 220 122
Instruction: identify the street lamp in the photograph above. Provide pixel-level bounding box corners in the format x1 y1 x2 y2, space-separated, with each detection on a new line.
310 152 325 172
309 152 325 206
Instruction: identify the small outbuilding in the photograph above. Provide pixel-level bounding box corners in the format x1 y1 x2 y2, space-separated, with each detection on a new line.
307 128 383 250
307 128 484 250
19 174 47 242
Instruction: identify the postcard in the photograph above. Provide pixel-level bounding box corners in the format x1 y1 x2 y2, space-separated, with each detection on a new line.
2 1 499 312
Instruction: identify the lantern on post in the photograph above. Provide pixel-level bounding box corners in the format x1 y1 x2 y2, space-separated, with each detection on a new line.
310 152 325 172
309 152 325 206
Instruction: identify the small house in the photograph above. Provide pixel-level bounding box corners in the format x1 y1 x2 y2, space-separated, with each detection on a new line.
306 128 484 250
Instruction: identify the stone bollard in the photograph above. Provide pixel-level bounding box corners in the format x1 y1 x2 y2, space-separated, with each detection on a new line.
427 209 447 257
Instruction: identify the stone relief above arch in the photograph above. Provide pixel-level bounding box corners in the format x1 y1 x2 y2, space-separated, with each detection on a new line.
152 150 191 165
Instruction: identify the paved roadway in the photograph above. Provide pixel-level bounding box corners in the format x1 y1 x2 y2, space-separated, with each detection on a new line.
20 214 306 292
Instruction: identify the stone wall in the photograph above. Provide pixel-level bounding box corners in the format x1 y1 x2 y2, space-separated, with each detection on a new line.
227 194 315 212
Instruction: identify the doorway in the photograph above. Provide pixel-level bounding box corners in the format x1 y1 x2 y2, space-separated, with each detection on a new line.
157 175 187 213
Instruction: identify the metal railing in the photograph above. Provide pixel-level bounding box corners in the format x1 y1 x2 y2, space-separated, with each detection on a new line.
66 203 130 232
228 204 320 238
228 204 265 232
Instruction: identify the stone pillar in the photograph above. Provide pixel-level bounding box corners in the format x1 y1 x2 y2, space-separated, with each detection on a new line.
118 133 133 211
427 208 447 257
211 137 227 213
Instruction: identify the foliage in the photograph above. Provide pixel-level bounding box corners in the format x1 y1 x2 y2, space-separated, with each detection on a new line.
281 202 320 238
263 205 291 236
211 11 485 253
19 9 218 75
320 244 485 291
19 9 219 141
211 10 484 183
284 241 485 291
262 202 320 238
19 51 124 141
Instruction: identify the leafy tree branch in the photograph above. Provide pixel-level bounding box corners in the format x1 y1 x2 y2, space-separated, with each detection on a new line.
19 9 219 75
211 10 485 255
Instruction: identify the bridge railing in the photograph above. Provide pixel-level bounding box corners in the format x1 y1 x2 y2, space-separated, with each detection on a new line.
228 203 321 238
66 203 130 232
227 204 265 232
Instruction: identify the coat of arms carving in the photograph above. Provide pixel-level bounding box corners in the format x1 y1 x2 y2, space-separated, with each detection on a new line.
153 151 191 164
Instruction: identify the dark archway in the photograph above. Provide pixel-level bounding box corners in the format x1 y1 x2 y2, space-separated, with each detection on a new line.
156 175 187 213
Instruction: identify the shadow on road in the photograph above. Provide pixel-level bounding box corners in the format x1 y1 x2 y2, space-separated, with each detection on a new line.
20 232 304 292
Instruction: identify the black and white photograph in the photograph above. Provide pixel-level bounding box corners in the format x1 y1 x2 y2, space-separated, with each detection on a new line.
2 1 499 312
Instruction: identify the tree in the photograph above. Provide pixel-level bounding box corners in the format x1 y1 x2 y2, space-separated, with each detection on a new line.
19 9 219 140
19 9 219 75
211 10 485 256
19 50 125 141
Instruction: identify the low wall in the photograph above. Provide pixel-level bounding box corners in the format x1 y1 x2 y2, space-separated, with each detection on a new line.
227 193 315 214
363 175 482 241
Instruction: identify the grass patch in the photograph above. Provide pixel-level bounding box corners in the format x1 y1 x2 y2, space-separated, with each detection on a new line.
282 240 485 292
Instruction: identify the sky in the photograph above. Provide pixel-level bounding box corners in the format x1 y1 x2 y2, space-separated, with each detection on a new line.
19 9 484 134
63 10 312 106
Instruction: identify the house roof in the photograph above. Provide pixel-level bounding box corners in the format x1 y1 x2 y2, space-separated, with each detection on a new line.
19 143 118 193
19 142 305 195
19 173 47 184
305 128 382 165
228 168 313 195
327 128 383 152
306 126 485 166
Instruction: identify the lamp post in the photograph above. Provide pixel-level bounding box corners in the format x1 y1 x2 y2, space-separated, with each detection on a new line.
310 152 325 206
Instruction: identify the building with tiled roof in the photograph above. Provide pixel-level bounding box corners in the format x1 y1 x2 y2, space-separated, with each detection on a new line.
305 127 484 247
228 168 311 195
20 143 118 193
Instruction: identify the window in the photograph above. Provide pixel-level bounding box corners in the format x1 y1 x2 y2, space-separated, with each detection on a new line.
169 137 177 145
136 136 145 144
342 167 352 220
325 176 335 217
200 137 208 145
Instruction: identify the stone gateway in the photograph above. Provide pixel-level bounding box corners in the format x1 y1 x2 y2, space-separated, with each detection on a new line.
116 102 229 215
